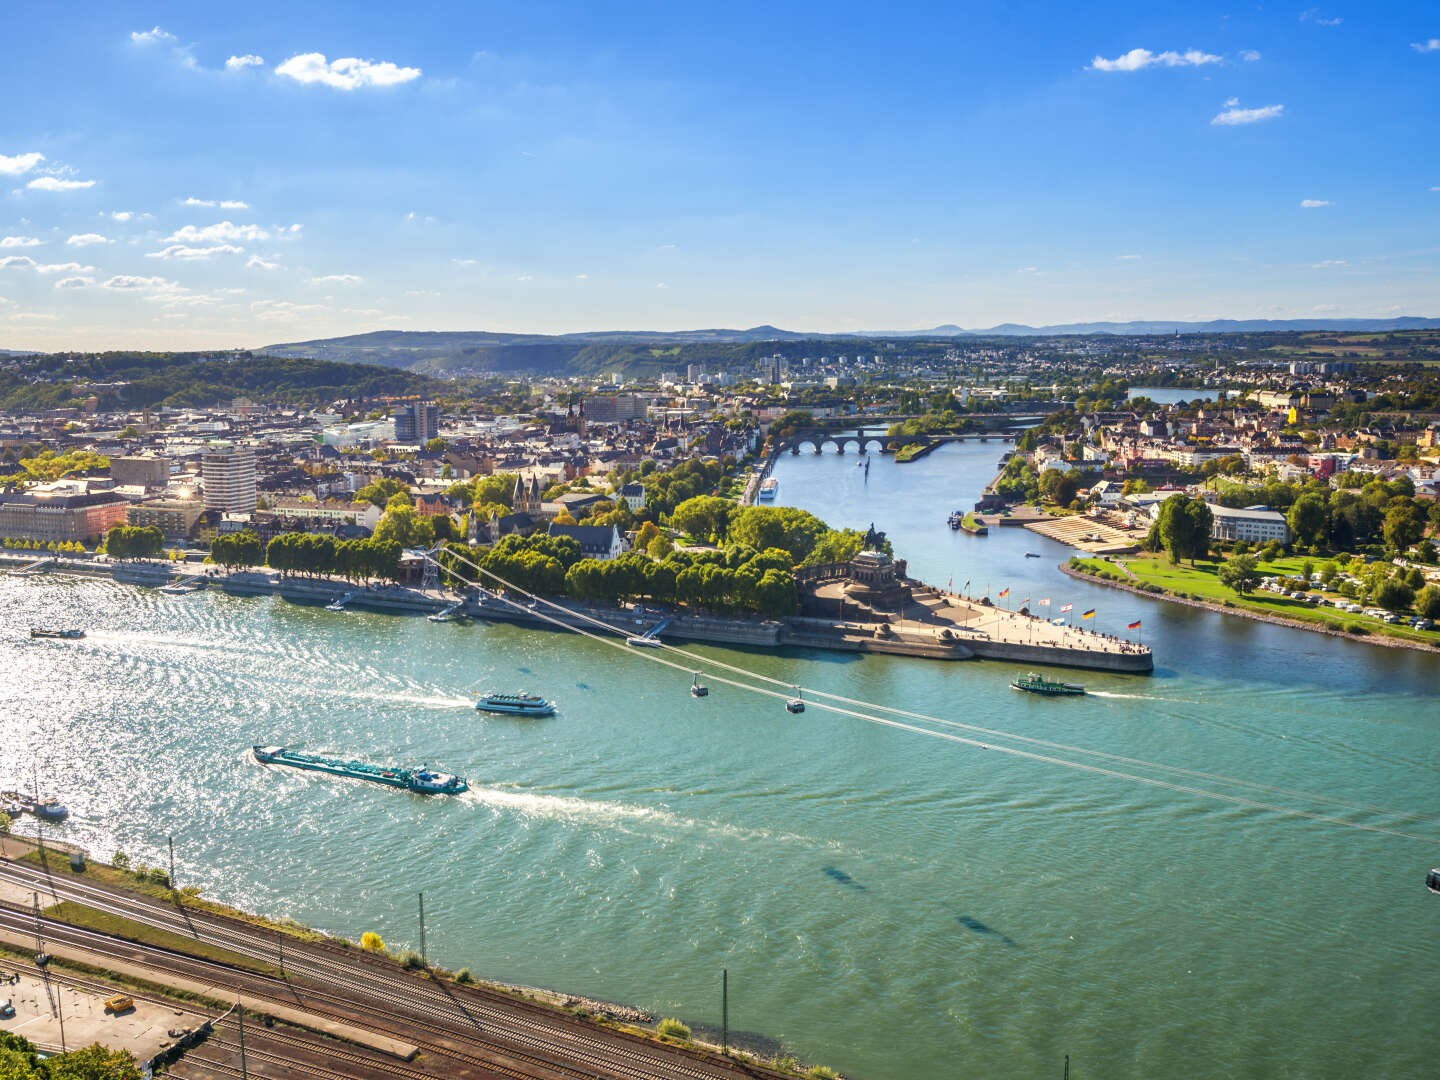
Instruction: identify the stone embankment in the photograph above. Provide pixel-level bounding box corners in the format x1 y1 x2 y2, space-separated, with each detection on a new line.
1059 562 1440 656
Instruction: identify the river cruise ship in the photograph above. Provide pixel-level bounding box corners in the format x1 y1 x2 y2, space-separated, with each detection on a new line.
475 691 557 716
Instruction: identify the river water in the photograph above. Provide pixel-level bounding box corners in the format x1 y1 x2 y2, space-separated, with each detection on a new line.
2 442 1436 1079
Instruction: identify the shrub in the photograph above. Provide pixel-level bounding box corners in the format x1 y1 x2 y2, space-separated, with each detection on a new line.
360 931 386 952
111 851 129 871
657 1017 691 1041
1344 621 1369 635
808 1068 840 1080
455 968 474 984
396 950 425 969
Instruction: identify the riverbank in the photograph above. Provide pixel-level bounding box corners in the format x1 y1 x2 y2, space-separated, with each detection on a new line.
1060 561 1440 656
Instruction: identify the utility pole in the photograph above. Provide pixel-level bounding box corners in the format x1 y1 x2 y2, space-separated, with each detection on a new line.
237 1001 248 1079
721 968 728 1055
277 928 284 977
168 835 177 893
418 891 427 968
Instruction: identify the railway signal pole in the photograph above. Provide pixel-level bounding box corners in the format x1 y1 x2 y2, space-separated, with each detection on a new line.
237 1001 248 1079
721 968 728 1055
168 835 177 893
418 891 427 968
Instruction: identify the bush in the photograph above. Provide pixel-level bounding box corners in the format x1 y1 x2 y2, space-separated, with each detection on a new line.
1344 621 1369 635
360 931 386 952
396 949 425 969
455 968 474 984
657 1017 691 1041
111 851 129 871
808 1068 840 1080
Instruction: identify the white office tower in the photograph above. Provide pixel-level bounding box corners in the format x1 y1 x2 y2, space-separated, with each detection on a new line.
201 440 257 513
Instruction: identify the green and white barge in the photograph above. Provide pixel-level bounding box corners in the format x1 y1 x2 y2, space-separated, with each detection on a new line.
252 746 468 794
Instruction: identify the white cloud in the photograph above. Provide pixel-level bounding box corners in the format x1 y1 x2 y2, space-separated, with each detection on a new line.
67 233 110 246
275 53 421 90
1212 103 1284 125
225 54 265 69
281 223 302 233
1089 48 1221 72
343 307 384 316
145 243 245 260
0 256 37 269
110 211 134 222
245 255 280 270
220 200 249 209
166 221 268 243
1300 199 1332 208
53 276 94 289
183 197 215 207
1225 97 1240 107
575 273 589 279
451 257 477 266
1413 39 1440 54
10 313 57 321
1312 259 1348 268
310 273 361 284
1299 10 1342 26
251 299 326 320
515 273 533 282
27 177 96 191
103 274 177 290
1117 254 1142 260
1 236 42 248
0 152 45 176
36 262 94 274
655 282 668 289
130 26 175 45
1241 49 1262 62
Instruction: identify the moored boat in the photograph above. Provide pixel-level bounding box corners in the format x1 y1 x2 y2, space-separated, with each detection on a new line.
947 511 963 530
758 477 778 501
1 791 69 820
1010 672 1086 696
626 635 663 648
475 691 556 716
251 746 468 794
30 628 84 640
1428 868 1440 895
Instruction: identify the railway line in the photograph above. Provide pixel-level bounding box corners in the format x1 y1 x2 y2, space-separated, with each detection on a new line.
0 859 783 1080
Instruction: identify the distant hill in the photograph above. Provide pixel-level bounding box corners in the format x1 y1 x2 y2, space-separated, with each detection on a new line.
260 317 1440 375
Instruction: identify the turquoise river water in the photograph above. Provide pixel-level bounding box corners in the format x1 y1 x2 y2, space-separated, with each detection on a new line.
2 441 1436 1079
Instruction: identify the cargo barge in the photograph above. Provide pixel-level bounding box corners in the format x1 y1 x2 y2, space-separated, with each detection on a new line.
252 745 468 794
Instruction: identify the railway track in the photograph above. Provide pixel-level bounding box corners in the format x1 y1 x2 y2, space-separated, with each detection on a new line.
0 861 777 1080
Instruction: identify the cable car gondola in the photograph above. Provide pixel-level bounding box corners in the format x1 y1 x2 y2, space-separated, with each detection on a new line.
690 672 709 698
1427 867 1440 895
785 687 805 714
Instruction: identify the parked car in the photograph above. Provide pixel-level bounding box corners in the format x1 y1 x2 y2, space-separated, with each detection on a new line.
104 995 134 1014
0 999 14 1019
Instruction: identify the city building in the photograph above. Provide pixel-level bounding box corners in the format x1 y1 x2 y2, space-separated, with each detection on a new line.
547 522 624 560
584 394 647 424
0 489 129 543
109 454 170 489
618 482 646 510
201 440 258 514
394 401 439 443
126 498 205 539
270 497 382 530
1207 505 1290 545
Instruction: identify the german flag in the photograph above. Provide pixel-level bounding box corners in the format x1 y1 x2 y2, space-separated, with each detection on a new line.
1128 619 1142 629
1081 608 1096 619
998 588 1010 598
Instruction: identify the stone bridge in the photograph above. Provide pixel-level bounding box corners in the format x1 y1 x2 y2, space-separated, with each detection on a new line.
772 416 1038 456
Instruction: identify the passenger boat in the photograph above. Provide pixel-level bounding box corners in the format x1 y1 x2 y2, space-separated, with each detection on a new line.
758 477 778 501
1427 868 1440 895
626 635 663 648
252 746 468 794
0 792 70 821
947 511 963 530
1010 672 1086 697
30 628 84 639
475 691 557 717
1025 552 1041 558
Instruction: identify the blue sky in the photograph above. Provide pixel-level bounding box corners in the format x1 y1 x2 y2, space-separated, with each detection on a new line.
2 2 1437 349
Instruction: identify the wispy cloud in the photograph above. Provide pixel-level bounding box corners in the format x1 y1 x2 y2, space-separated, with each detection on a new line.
0 256 37 270
110 210 134 222
1212 103 1284 126
1300 199 1332 208
1117 254 1142 260
225 54 266 69
35 262 95 275
1 237 42 248
1089 48 1221 72
1299 10 1343 26
166 221 267 243
251 299 326 320
146 243 245 260
28 177 96 191
1240 49 1262 62
246 255 280 270
1312 259 1348 268
310 273 361 284
183 197 251 209
67 233 110 246
1412 39 1440 54
275 53 421 90
53 276 94 289
0 152 45 176
130 26 176 45
451 257 477 266
103 275 177 290
575 273 589 279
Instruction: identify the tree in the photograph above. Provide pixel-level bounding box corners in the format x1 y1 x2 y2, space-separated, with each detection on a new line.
1155 495 1213 566
634 521 661 550
354 477 408 508
1038 468 1079 507
670 495 733 542
1372 577 1414 613
646 534 674 559
1382 502 1424 553
725 506 829 564
1218 553 1261 596
1318 561 1338 584
424 437 446 452
1287 493 1328 549
1415 584 1440 620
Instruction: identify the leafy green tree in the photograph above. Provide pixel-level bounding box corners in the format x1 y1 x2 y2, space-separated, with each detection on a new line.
1155 495 1213 566
1218 553 1261 596
802 527 891 566
354 477 407 508
1382 502 1424 552
669 495 734 542
1415 584 1440 620
1318 561 1338 585
1287 493 1328 549
1372 577 1415 613
725 506 829 564
424 437 446 452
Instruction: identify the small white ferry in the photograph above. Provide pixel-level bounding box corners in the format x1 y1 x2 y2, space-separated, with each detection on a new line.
475 691 557 717
758 477 778 501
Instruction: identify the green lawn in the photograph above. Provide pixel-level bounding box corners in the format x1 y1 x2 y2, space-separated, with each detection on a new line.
44 900 280 975
1074 555 1440 646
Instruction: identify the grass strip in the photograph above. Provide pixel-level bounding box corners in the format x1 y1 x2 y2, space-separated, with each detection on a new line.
42 900 280 977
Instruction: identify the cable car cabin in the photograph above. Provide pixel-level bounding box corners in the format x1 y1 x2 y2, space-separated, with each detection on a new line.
1428 868 1440 895
690 673 709 698
786 695 806 714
